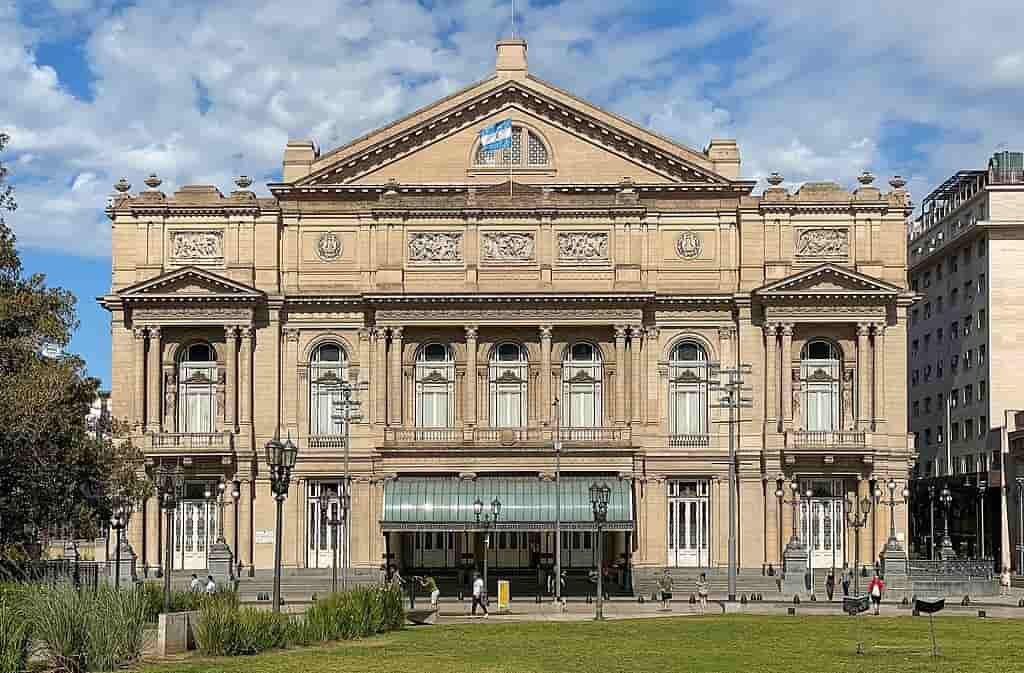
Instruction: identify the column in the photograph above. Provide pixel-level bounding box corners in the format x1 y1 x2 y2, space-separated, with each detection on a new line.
645 327 660 425
764 324 779 429
357 328 370 411
629 326 642 425
239 326 253 429
388 327 403 426
780 324 794 427
237 475 253 573
539 326 552 425
144 495 159 574
614 325 627 426
856 323 870 429
372 328 386 425
133 328 146 430
465 326 478 427
283 328 300 436
873 324 886 430
225 326 238 433
146 326 162 433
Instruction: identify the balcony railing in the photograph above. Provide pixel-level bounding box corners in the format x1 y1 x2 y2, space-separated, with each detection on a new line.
668 433 711 448
148 431 234 452
382 425 632 448
307 435 347 450
788 430 867 449
473 427 544 443
384 427 462 443
557 427 630 443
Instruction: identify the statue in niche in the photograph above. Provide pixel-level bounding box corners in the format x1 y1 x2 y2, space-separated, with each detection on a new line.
163 371 176 418
842 369 855 430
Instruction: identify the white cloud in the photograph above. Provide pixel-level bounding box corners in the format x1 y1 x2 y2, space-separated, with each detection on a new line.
2 0 1023 257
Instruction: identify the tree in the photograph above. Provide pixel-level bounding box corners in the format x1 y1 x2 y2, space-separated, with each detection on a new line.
0 133 150 556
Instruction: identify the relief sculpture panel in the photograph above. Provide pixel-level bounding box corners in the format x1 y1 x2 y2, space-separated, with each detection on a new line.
481 232 535 263
408 232 463 263
795 228 849 259
171 231 224 262
557 232 609 263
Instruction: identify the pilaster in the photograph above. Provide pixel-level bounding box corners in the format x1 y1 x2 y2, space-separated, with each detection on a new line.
388 327 403 426
146 327 162 433
629 326 642 425
856 323 871 429
539 326 552 425
465 326 478 427
614 325 627 426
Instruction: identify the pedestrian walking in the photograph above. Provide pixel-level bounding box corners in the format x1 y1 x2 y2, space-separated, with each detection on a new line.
1000 567 1012 597
419 575 440 609
657 569 674 611
841 570 851 597
204 575 217 594
867 572 885 615
189 573 202 592
695 572 709 615
825 569 835 601
471 572 489 618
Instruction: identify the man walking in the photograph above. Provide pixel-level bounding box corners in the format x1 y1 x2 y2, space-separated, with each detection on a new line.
420 575 440 609
204 575 217 594
657 569 674 611
825 569 835 601
867 572 885 615
471 572 489 618
189 573 202 592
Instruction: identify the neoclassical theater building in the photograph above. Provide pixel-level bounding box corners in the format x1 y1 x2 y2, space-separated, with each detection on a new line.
102 39 915 583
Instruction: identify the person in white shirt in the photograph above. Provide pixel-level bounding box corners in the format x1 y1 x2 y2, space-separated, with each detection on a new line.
189 574 202 592
471 572 488 617
1000 568 1013 597
205 575 217 594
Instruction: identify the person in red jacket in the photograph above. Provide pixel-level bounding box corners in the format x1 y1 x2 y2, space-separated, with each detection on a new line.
867 572 886 615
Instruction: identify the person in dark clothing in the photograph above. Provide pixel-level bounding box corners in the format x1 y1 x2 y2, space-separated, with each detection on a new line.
841 570 851 597
825 570 835 601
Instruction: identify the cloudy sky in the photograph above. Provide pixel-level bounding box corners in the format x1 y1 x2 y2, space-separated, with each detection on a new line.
3 0 1023 385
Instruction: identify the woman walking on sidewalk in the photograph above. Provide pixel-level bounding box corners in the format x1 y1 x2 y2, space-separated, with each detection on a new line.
1000 567 1012 597
867 572 885 615
695 573 709 615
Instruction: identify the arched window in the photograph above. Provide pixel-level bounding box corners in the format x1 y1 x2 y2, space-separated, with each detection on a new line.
415 344 455 428
669 341 709 437
474 127 551 167
178 342 216 433
561 342 602 427
800 340 842 431
489 343 528 427
309 343 349 435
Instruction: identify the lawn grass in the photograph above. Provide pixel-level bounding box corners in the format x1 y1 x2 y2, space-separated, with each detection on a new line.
139 615 1018 673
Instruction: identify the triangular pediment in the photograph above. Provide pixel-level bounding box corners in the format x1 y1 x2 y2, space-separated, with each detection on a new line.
117 267 264 303
293 77 741 188
757 264 903 297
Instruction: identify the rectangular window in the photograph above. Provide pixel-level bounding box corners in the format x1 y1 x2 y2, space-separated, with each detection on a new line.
980 416 987 436
979 345 986 365
977 238 986 257
978 273 986 293
925 428 932 446
965 419 974 439
964 350 972 370
979 380 987 399
951 388 959 408
979 309 986 328
952 422 961 442
951 289 959 306
965 384 973 403
936 426 944 445
963 315 972 335
937 327 944 342
912 339 919 355
924 302 932 319
964 280 974 301
951 321 959 339
937 296 944 313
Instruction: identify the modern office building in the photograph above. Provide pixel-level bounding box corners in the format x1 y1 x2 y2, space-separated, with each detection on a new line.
907 150 1024 570
101 39 915 584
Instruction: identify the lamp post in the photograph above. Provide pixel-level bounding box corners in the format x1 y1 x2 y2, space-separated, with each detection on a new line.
319 487 346 593
928 483 937 560
552 396 562 603
109 501 130 589
878 478 910 546
710 362 753 602
878 478 910 576
976 478 987 558
331 380 364 593
266 434 299 613
844 493 873 595
938 486 955 560
777 479 801 548
1017 478 1024 573
474 497 501 596
589 482 611 621
230 480 241 578
157 463 184 613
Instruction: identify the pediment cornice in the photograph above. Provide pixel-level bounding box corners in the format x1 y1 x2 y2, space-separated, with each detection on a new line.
292 80 741 188
115 267 265 304
756 264 904 300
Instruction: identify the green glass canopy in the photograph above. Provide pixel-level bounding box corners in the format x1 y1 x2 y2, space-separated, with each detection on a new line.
382 476 633 531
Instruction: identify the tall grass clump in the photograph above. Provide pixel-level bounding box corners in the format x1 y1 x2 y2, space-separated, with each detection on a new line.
18 581 149 672
0 597 30 673
194 592 295 656
139 581 209 623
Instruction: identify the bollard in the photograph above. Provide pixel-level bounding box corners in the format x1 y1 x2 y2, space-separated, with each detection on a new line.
810 594 817 602
901 596 909 607
787 607 796 615
740 594 748 605
961 596 970 607
586 593 593 604
638 595 645 604
793 595 801 605
978 610 987 618
1018 598 1024 608
689 593 696 604
536 593 541 604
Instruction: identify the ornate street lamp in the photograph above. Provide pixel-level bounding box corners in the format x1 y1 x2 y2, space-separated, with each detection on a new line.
230 480 241 578
266 434 299 613
552 396 562 604
474 497 501 597
938 486 955 560
976 478 987 558
157 463 185 613
1016 478 1024 573
319 487 347 593
109 500 131 589
776 479 802 551
879 478 910 547
927 483 937 559
844 492 873 595
331 380 364 594
589 482 611 621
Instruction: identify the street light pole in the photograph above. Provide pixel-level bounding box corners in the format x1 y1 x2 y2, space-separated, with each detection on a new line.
590 482 611 621
110 502 127 590
230 480 241 578
158 463 184 614
939 486 955 560
266 435 299 613
474 498 501 598
844 494 873 596
710 363 752 603
1017 478 1024 573
976 478 987 558
879 478 910 547
332 380 365 593
552 396 561 603
928 483 936 560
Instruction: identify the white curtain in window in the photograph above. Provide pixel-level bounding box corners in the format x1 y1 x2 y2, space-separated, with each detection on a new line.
310 365 348 435
415 353 454 428
800 347 841 432
178 362 216 433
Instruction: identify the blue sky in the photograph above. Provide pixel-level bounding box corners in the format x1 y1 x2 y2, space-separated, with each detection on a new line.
3 0 1024 388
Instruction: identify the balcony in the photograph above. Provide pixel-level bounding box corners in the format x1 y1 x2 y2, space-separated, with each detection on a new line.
306 435 347 450
147 431 234 455
668 433 711 448
788 430 868 449
381 425 632 450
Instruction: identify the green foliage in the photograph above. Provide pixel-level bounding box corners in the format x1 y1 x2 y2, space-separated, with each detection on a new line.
12 582 148 673
139 581 212 623
0 132 153 553
0 597 29 673
195 586 404 658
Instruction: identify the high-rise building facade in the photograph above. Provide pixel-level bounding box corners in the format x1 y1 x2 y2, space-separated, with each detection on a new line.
102 40 914 582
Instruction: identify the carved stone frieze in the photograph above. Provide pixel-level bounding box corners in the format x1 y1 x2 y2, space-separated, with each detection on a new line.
408 232 463 263
763 304 887 321
131 307 254 324
171 231 223 262
375 307 643 323
481 231 535 262
795 228 849 258
557 232 609 262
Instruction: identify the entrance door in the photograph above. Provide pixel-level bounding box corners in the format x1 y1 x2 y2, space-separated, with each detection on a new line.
558 530 595 568
174 500 216 570
667 480 710 567
411 532 455 568
307 482 344 569
799 479 845 569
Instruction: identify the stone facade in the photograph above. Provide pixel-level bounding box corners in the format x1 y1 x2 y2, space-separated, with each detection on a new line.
102 39 914 578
